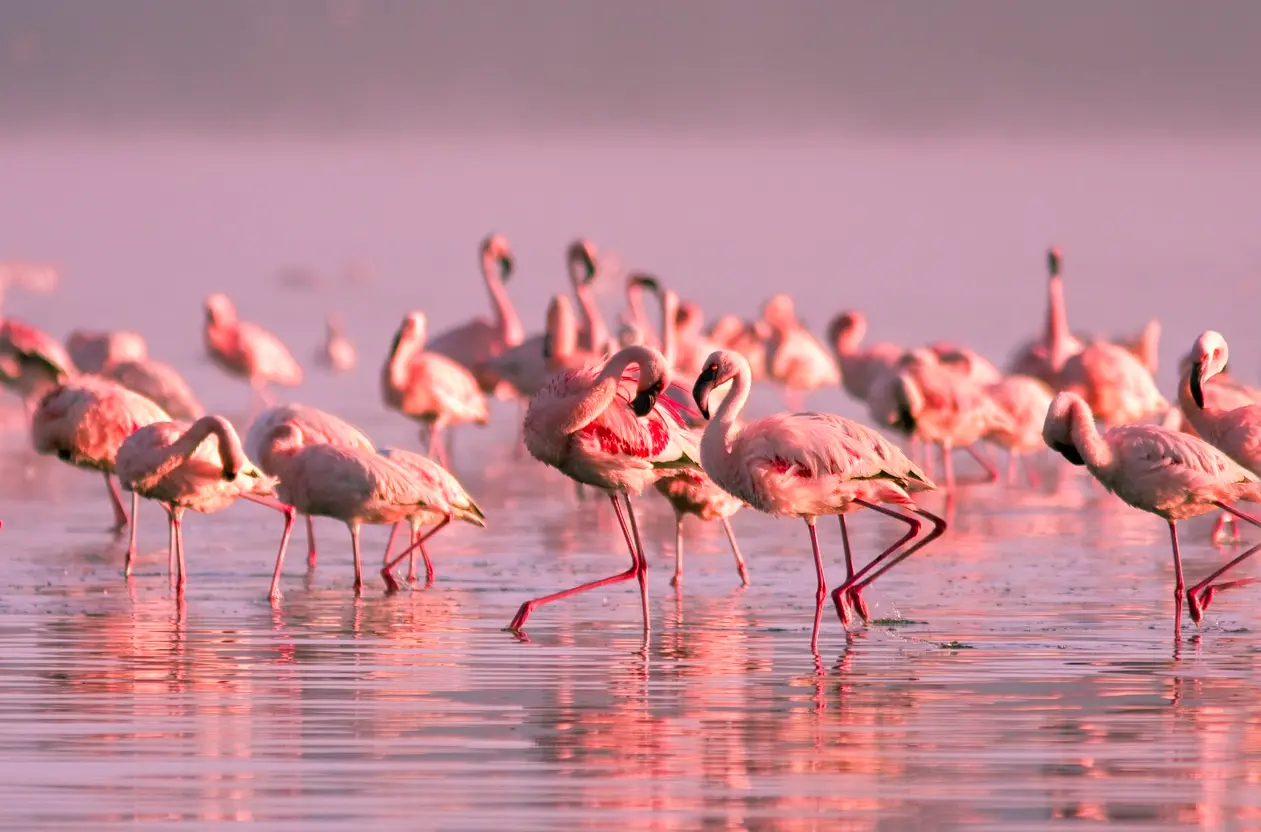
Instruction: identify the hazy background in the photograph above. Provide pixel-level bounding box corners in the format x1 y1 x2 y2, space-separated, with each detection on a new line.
2 0 1260 419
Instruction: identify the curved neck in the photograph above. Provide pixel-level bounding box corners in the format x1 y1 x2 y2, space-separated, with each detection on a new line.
481 251 524 346
834 321 863 357
1067 399 1112 471
546 297 580 367
1046 275 1072 371
626 285 656 344
660 291 679 367
386 329 420 390
701 361 751 470
155 417 244 481
573 282 609 354
554 346 662 435
1177 365 1219 441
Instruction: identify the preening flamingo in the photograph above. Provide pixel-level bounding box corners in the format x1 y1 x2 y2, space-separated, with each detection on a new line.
985 375 1054 485
1058 341 1168 426
377 447 486 590
760 294 840 409
868 349 1014 490
382 311 489 466
513 345 699 632
692 349 946 652
1043 392 1261 631
246 403 375 568
427 234 523 397
0 318 76 406
257 425 448 600
316 315 357 373
66 330 148 374
115 415 293 594
203 293 303 409
827 310 904 403
30 376 170 570
102 358 205 421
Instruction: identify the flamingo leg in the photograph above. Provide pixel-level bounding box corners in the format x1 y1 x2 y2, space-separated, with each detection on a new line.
382 521 401 567
721 517 749 587
305 514 318 567
164 504 176 583
381 517 449 591
172 506 187 597
1186 503 1261 622
833 502 948 622
850 505 947 590
508 493 643 631
830 506 919 624
1006 451 1018 486
1167 520 1186 631
622 494 651 633
123 491 140 573
349 523 364 593
235 494 297 602
806 518 827 653
105 472 128 532
406 523 420 583
965 446 999 483
839 515 855 582
671 514 684 587
1211 512 1239 545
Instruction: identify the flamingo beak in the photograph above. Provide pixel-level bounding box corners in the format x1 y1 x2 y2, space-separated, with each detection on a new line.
631 380 664 418
1190 360 1206 409
1049 440 1085 467
498 253 515 281
692 366 719 420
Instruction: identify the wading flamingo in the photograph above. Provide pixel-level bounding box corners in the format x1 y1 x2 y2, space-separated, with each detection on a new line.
1179 331 1261 544
513 345 699 632
203 293 303 409
427 234 523 398
115 415 294 594
1008 247 1090 383
316 314 357 373
377 447 487 590
985 375 1054 486
382 311 489 466
653 462 748 588
1043 391 1261 632
692 350 946 651
257 424 447 600
30 377 170 570
246 403 375 568
0 318 76 407
760 294 840 409
827 311 904 403
66 330 148 374
1058 341 1168 426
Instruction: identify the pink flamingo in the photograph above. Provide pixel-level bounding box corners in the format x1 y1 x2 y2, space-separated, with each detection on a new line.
985 375 1054 485
931 344 1004 386
316 315 357 373
1058 341 1167 426
427 235 524 398
708 315 769 382
377 447 487 590
30 376 171 570
827 310 905 403
66 330 148 374
203 293 303 409
102 358 205 421
868 349 1014 491
0 318 76 407
653 461 748 588
1043 391 1261 632
512 345 699 632
692 350 946 651
621 273 661 351
382 311 489 466
257 425 446 601
115 415 294 594
246 403 375 568
760 294 840 409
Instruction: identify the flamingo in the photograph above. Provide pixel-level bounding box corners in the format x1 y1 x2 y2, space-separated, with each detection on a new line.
1008 247 1090 383
708 315 769 382
256 424 449 600
30 376 170 570
382 311 489 466
652 462 748 588
931 344 1004 386
66 330 148 374
565 239 614 355
203 293 303 409
985 375 1054 485
427 234 524 397
867 349 1014 490
1057 341 1168 426
1178 331 1261 544
827 310 904 402
1043 391 1261 631
512 345 699 632
102 358 206 421
115 415 294 594
692 349 946 651
0 318 76 407
316 314 357 373
376 447 487 590
246 403 375 568
760 294 840 409
621 272 660 351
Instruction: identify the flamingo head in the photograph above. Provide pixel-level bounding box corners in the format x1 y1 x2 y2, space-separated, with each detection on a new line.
390 311 428 358
204 293 237 326
1042 392 1088 466
627 273 660 295
1047 246 1062 278
566 240 599 286
827 310 867 350
761 294 795 328
1189 330 1230 409
481 234 515 281
691 349 742 420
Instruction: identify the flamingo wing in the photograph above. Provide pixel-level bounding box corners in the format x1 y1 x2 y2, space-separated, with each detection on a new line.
238 322 303 386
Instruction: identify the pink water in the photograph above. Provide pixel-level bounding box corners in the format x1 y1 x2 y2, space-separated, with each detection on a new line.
1 133 1261 828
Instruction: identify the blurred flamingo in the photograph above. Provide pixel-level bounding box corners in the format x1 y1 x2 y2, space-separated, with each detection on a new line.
203 293 303 410
316 314 357 373
827 310 904 403
0 318 76 409
66 330 148 374
760 294 840 409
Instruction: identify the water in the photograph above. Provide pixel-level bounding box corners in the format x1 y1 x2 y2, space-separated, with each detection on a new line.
3 133 1261 828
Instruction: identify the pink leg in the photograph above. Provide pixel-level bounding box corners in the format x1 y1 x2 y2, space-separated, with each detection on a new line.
305 514 318 567
508 493 645 631
830 504 921 623
671 514 684 587
834 515 856 622
381 517 449 591
349 523 364 594
1210 512 1239 545
1187 503 1261 622
125 491 140 570
236 494 297 602
806 518 826 653
720 517 749 587
1006 451 1018 486
1167 520 1185 632
105 472 128 532
834 501 948 621
382 521 401 567
965 446 999 484
172 507 187 597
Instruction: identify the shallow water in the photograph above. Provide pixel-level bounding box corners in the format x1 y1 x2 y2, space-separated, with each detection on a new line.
4 133 1261 828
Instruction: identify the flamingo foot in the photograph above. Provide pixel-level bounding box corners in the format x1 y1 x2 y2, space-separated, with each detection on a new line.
1187 588 1208 625
847 588 870 623
736 563 750 587
508 602 535 632
381 568 402 594
670 573 682 588
830 586 852 626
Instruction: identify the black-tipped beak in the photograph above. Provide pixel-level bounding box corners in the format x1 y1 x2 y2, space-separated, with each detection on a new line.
541 332 554 361
224 467 240 482
1190 360 1206 409
631 380 664 417
692 367 718 421
1047 248 1061 277
1049 440 1085 467
630 274 661 294
892 404 916 436
498 253 515 281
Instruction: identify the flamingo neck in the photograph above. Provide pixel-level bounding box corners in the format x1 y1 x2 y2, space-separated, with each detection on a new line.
573 282 609 354
1177 365 1220 443
482 252 524 347
627 285 656 345
1046 276 1072 372
660 291 679 367
154 416 244 482
701 361 751 482
1068 399 1112 471
546 296 580 367
556 346 662 436
385 329 420 391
